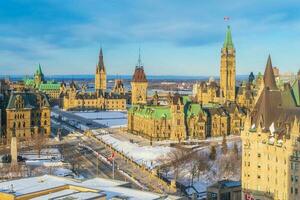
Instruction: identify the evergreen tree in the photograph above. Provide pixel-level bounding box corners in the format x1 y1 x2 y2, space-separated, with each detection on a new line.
209 145 217 160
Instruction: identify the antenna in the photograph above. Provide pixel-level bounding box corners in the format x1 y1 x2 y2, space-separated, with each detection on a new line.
137 47 143 68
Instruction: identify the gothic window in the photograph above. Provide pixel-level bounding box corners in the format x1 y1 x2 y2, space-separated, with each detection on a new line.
23 122 25 128
15 95 24 109
18 122 21 128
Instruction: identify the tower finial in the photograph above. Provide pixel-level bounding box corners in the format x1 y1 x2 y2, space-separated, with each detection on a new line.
97 47 105 71
223 25 234 49
136 47 143 69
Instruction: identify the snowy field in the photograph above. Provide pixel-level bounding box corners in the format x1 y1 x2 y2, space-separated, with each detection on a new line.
92 130 174 169
74 111 127 128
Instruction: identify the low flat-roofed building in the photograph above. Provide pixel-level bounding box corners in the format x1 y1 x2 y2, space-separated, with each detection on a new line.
0 175 182 200
207 180 241 200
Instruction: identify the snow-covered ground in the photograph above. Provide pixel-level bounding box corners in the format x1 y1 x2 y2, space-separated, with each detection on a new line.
161 140 241 196
74 111 127 128
92 130 174 169
21 148 62 161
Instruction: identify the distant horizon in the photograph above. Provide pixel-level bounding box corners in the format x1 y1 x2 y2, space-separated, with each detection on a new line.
0 74 252 82
0 1 300 75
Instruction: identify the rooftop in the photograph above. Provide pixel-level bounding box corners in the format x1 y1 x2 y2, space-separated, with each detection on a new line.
0 175 181 200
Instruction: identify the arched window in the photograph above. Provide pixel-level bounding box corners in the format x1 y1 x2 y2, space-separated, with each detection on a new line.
44 120 47 125
18 122 21 128
23 122 25 128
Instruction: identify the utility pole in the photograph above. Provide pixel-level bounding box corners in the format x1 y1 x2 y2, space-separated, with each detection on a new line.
96 152 99 177
112 158 115 179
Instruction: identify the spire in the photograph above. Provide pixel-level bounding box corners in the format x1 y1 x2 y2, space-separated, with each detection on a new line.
97 48 105 71
263 55 278 90
136 48 143 69
223 25 234 49
35 63 42 74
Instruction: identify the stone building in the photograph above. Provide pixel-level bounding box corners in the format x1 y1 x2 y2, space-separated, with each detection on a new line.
193 26 259 109
131 52 148 105
128 94 245 141
24 64 61 103
60 49 127 111
6 91 51 142
241 56 300 200
112 79 125 95
95 48 107 92
220 26 236 102
128 27 246 141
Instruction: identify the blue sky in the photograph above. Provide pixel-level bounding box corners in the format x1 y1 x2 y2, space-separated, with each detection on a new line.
0 0 300 76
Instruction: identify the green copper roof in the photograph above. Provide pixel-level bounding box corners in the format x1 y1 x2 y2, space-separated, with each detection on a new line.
223 26 234 49
129 105 171 120
257 72 263 77
24 78 35 86
292 80 300 106
7 91 50 109
186 103 206 118
39 82 61 91
35 63 44 76
182 96 190 105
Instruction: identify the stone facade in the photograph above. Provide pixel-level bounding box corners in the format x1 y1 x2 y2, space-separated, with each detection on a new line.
128 94 245 141
241 56 300 200
24 64 61 102
128 27 247 141
60 49 127 111
193 26 259 109
61 83 126 111
6 91 51 142
131 53 148 105
95 48 107 92
220 26 236 102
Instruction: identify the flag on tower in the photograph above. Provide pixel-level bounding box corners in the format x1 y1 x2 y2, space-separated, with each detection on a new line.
108 152 115 161
224 16 230 21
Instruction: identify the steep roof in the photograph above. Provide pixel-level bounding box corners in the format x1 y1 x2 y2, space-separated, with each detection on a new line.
128 105 171 120
96 48 105 71
39 82 61 90
186 103 206 118
132 67 147 82
223 26 234 49
251 56 300 131
7 91 50 109
291 80 300 106
263 55 278 90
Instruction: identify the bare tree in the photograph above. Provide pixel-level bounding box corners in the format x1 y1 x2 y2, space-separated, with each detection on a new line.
157 148 190 180
209 145 217 160
33 133 48 158
196 152 209 181
232 142 239 159
221 135 228 155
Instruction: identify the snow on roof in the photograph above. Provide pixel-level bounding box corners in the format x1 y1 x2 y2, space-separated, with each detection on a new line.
31 189 104 200
0 175 181 200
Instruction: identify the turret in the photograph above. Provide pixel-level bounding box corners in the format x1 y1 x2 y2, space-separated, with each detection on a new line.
131 49 148 105
34 63 45 87
95 48 107 92
220 26 236 102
